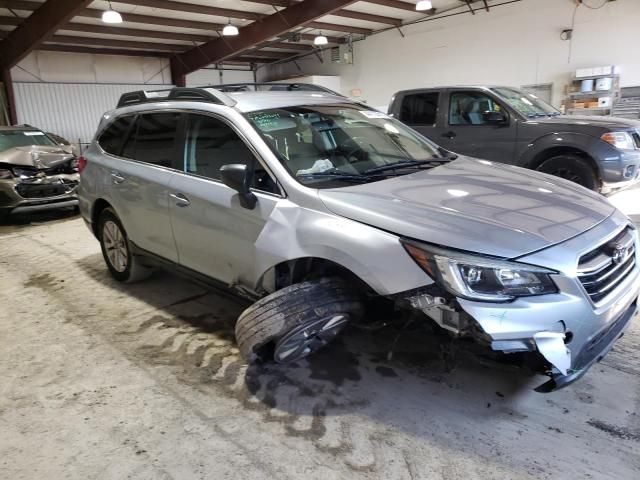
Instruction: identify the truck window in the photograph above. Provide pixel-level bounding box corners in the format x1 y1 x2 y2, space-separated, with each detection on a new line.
399 92 439 126
449 92 501 125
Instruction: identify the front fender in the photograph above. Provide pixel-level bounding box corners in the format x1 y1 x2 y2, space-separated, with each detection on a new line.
253 199 430 295
519 131 605 169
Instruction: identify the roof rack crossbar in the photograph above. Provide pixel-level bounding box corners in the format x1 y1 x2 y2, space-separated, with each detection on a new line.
203 82 343 96
116 87 237 108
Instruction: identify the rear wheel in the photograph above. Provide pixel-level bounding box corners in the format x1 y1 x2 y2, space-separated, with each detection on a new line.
0 208 10 222
98 208 152 283
235 278 364 364
536 154 600 191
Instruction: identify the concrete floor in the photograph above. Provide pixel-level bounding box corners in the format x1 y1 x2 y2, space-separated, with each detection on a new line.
1 191 640 479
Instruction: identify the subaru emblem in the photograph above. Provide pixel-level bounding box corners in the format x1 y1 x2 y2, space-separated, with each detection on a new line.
611 243 627 265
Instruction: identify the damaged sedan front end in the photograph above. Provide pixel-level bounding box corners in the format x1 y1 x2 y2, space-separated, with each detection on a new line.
0 128 79 219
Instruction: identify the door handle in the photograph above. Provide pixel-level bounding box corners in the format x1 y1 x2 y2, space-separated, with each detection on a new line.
170 192 190 207
110 171 126 184
442 131 457 139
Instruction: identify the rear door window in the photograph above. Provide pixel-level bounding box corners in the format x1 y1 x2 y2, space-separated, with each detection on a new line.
98 115 135 156
399 92 439 125
121 112 181 168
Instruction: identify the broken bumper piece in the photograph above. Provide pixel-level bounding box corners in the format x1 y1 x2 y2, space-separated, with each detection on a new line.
535 299 637 393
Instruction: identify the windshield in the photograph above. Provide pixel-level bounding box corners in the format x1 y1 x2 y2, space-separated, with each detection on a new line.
0 130 57 152
491 87 559 118
246 104 445 188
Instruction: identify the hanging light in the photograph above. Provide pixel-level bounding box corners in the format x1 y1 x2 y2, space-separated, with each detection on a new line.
416 0 433 11
313 32 328 46
101 2 123 24
223 19 239 36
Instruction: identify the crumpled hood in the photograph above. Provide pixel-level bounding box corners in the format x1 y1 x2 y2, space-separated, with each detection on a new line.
0 145 74 168
319 157 615 258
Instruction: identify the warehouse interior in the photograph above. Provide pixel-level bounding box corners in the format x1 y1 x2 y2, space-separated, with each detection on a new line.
1 1 639 479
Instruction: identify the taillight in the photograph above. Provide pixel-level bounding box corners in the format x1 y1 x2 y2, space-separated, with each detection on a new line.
77 156 88 174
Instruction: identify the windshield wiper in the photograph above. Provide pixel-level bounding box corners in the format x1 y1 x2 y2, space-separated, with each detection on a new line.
363 159 447 175
296 171 375 183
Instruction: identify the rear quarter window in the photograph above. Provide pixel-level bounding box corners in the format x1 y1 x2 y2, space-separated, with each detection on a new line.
399 92 440 125
98 115 135 156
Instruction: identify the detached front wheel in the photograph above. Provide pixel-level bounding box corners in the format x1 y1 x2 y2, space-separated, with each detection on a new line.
235 278 364 364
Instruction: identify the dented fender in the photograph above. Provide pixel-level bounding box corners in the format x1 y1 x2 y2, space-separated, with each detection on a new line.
253 199 430 295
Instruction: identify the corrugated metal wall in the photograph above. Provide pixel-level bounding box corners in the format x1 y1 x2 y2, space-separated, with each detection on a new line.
13 82 173 148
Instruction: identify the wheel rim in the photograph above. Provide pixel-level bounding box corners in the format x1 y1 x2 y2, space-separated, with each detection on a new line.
102 220 128 273
543 167 584 185
273 314 349 363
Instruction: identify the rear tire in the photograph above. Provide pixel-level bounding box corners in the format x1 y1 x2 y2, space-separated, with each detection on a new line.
98 207 152 283
536 154 600 191
0 208 9 223
235 278 364 364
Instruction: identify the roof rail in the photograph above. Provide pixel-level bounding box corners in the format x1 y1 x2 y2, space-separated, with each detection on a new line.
116 87 237 108
208 82 343 96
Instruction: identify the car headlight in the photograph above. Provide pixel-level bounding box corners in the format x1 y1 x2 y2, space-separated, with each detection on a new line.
0 168 12 180
601 131 636 150
401 239 558 302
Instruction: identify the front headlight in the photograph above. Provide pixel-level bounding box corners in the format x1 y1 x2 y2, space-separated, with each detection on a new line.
401 240 558 302
0 168 13 180
601 131 636 150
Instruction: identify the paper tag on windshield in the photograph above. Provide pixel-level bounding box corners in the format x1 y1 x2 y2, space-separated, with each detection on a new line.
360 110 389 119
24 131 45 136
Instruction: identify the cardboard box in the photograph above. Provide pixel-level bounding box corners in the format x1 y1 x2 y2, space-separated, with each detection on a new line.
573 102 586 108
576 68 593 78
587 101 600 108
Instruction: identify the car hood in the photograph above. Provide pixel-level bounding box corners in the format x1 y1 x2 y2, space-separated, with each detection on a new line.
0 145 74 168
318 157 615 258
530 114 640 130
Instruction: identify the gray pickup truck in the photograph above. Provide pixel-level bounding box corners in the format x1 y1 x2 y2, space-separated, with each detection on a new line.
388 86 640 194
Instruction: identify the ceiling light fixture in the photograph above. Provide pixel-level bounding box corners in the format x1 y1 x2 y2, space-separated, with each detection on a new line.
223 19 239 36
101 2 123 24
314 32 328 46
416 0 433 11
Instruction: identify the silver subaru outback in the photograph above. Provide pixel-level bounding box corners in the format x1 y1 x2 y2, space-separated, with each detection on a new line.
78 84 639 392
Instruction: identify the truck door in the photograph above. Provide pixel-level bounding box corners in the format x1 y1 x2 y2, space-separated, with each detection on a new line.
437 89 517 162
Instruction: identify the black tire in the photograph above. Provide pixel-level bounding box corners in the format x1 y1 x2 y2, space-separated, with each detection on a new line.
98 207 152 283
235 278 364 364
536 154 600 191
0 208 10 223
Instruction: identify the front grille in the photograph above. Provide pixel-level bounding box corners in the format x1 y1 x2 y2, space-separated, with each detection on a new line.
15 180 77 199
577 227 637 303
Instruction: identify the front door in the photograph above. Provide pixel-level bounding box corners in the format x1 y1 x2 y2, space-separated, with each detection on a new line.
438 90 517 162
168 112 281 286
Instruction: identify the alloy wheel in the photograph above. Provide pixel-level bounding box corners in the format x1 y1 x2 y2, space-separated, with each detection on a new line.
273 314 349 363
102 220 128 273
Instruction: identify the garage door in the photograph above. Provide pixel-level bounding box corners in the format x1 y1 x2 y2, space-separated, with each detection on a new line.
13 82 174 150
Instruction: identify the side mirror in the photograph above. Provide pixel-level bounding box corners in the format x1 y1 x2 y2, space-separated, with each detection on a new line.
482 111 507 124
220 164 257 210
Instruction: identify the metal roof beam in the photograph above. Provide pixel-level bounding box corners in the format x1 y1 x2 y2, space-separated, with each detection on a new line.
0 0 93 67
239 0 403 25
171 0 357 77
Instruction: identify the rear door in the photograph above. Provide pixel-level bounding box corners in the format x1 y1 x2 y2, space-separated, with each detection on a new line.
168 112 281 286
394 90 441 143
107 111 182 262
438 89 517 162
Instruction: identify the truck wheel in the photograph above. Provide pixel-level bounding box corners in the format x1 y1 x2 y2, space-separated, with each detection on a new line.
0 208 9 222
536 155 599 191
235 278 364 364
98 207 152 283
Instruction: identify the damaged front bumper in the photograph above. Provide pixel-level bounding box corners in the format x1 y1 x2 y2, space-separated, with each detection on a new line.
403 214 640 392
0 172 79 214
